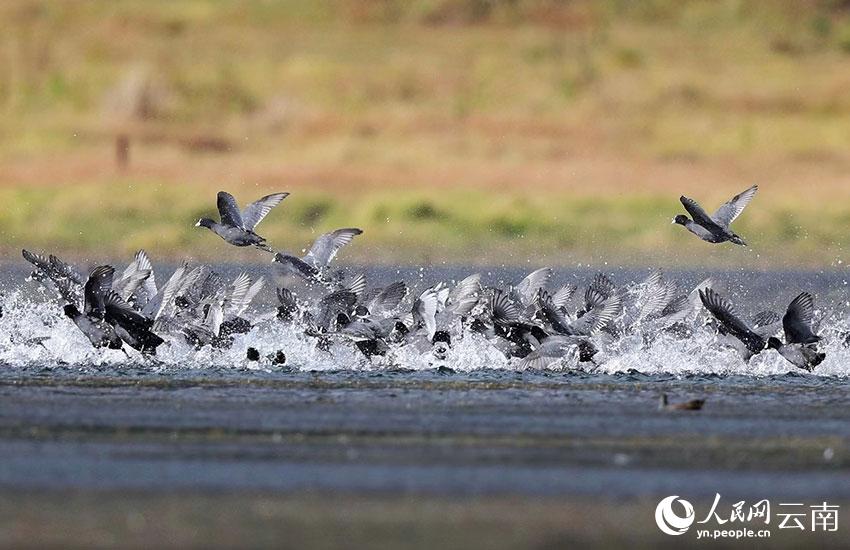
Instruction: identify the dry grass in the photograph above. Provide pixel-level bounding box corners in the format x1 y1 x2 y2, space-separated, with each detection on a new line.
2 1 850 266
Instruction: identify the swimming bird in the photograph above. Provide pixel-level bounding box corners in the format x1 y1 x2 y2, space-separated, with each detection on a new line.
674 185 757 246
767 292 825 371
659 394 705 411
196 191 288 252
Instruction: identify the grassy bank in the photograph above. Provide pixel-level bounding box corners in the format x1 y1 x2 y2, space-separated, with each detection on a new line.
1 175 848 268
1 1 850 266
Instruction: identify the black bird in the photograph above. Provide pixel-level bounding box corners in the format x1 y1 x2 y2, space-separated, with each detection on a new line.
272 228 363 285
64 266 124 351
196 191 288 252
767 292 825 371
86 265 165 354
674 185 757 246
699 288 767 361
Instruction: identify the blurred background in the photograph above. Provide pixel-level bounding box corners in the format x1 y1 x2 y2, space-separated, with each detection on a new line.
2 0 850 267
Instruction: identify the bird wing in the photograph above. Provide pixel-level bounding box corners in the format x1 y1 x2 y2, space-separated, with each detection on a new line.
448 273 481 316
241 192 289 231
571 294 621 336
534 290 572 334
489 289 520 325
276 287 299 313
115 254 152 302
315 290 357 331
216 191 244 228
22 249 51 272
518 336 581 370
783 292 819 344
133 250 158 304
302 228 363 269
551 284 577 309
221 272 253 317
84 266 115 319
699 288 765 352
637 271 671 321
515 267 552 304
49 254 86 285
584 273 616 311
680 196 722 229
713 185 758 228
145 263 187 320
343 273 367 297
367 281 408 316
413 287 439 341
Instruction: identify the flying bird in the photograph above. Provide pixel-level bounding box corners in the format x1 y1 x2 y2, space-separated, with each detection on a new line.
196 191 288 252
767 292 825 372
272 228 363 286
674 185 757 246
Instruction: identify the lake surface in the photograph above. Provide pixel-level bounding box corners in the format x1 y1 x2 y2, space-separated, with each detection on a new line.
0 263 848 547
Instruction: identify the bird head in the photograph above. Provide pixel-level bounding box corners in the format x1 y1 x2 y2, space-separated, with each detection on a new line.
196 218 214 229
672 214 689 226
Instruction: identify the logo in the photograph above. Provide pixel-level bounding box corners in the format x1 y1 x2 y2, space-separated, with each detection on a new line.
656 495 696 536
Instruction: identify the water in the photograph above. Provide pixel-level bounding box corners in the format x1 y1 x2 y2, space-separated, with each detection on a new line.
3 263 850 376
0 263 848 501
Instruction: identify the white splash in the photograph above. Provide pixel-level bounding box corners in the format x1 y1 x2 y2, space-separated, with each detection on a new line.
0 289 848 378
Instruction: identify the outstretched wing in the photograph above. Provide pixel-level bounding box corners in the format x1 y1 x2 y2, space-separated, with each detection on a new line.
369 281 408 315
84 266 115 318
302 228 363 269
241 192 289 231
413 287 440 341
489 289 520 325
680 196 721 229
515 267 552 304
713 185 757 228
584 273 616 311
783 292 819 344
571 294 621 336
700 288 765 353
216 191 244 228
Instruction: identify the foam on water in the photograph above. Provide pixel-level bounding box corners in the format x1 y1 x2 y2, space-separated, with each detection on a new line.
0 285 848 379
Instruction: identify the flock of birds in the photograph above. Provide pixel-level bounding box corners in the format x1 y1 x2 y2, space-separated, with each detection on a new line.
16 184 830 376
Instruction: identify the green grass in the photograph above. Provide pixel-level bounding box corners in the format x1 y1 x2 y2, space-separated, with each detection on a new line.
1 179 848 268
2 1 850 266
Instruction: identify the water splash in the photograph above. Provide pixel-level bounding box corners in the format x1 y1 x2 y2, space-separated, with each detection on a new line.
0 283 848 378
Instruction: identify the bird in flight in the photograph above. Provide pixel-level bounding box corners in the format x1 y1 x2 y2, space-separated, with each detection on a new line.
673 185 758 246
196 191 288 252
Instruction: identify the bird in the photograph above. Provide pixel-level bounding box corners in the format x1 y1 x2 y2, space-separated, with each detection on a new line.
699 287 767 361
766 292 825 372
673 185 757 246
659 394 705 411
196 191 288 252
64 266 125 352
272 228 363 286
